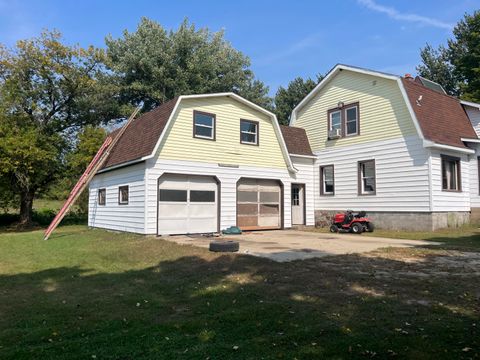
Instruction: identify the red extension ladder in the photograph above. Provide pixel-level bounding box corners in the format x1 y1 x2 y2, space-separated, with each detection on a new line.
43 106 142 240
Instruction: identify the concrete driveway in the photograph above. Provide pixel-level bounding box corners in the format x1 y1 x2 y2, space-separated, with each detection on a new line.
165 230 439 262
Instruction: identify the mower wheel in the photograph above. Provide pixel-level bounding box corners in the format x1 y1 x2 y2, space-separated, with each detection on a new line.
350 222 363 234
365 222 375 232
329 225 339 233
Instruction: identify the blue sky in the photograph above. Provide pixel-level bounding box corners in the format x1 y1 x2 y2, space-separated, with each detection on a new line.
0 0 478 95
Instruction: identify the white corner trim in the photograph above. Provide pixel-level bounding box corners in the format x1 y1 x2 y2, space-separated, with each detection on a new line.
460 100 480 109
423 140 475 154
142 93 297 174
290 64 399 126
461 137 480 143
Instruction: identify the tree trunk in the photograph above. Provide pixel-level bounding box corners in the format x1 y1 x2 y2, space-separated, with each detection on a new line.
18 190 35 227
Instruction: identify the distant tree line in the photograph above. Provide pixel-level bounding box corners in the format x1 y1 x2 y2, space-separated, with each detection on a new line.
1 12 479 227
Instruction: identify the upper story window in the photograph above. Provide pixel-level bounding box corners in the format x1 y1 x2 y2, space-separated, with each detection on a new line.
441 155 461 192
328 102 359 139
118 185 129 205
98 188 106 205
240 119 259 145
193 111 216 140
358 160 376 195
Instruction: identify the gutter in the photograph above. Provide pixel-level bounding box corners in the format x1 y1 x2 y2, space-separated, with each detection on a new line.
423 140 475 154
289 153 317 159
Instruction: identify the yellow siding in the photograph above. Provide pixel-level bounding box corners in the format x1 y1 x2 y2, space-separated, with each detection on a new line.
295 70 417 151
158 97 288 169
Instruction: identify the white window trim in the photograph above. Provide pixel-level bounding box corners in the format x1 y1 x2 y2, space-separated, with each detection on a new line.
359 160 376 195
344 105 358 137
321 165 334 195
329 110 342 131
240 120 258 145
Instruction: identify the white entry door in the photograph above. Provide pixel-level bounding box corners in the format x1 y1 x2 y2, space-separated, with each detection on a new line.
158 174 218 235
291 184 305 225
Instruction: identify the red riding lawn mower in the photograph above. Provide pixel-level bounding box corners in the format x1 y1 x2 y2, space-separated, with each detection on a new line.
330 210 374 234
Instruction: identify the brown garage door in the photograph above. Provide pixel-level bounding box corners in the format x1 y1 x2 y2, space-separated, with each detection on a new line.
237 179 282 230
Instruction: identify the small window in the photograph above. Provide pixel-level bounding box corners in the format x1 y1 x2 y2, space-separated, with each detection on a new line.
190 190 215 202
98 188 106 205
441 155 461 191
328 102 360 139
345 106 358 136
320 165 334 195
118 185 129 205
159 189 188 202
240 119 259 145
193 111 215 140
292 187 300 205
358 160 376 195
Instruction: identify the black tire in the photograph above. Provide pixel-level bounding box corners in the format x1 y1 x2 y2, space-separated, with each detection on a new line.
209 240 240 252
330 225 339 233
365 222 375 233
350 222 363 234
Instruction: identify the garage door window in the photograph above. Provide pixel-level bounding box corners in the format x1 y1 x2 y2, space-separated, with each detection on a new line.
238 191 258 202
190 190 215 202
159 189 187 202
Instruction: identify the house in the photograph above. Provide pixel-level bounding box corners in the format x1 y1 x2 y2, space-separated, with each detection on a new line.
88 64 480 234
88 93 316 235
290 64 480 230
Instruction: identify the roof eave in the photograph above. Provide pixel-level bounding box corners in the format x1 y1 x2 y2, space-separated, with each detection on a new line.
423 140 475 154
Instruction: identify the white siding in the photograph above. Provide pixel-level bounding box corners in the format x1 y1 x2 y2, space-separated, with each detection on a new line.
469 146 480 208
88 163 146 233
314 136 432 212
290 156 316 226
430 150 470 211
465 106 480 137
144 157 315 235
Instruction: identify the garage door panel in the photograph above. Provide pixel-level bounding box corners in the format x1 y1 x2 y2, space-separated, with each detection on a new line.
158 175 218 235
237 179 281 231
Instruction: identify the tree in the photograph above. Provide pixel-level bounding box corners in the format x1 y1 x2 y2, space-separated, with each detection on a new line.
417 11 480 101
416 44 459 96
274 75 323 125
0 30 124 226
105 17 272 110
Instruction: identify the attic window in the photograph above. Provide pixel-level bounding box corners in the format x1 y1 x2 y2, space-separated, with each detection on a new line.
240 119 259 145
328 102 359 139
193 111 216 140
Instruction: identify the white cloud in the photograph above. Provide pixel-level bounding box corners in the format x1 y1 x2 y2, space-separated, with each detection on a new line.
358 0 453 30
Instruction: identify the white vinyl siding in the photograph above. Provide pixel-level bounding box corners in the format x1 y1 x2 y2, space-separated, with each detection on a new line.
314 136 431 212
470 147 480 208
88 162 146 233
464 105 480 137
430 150 470 212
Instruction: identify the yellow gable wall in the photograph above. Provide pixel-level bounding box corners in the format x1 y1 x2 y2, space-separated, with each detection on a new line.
157 96 288 169
295 70 417 151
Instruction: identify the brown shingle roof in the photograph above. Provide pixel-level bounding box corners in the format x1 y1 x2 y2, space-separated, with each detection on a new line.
280 125 314 156
102 97 179 169
402 78 476 149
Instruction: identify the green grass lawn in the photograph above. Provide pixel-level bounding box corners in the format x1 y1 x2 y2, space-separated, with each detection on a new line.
0 226 479 359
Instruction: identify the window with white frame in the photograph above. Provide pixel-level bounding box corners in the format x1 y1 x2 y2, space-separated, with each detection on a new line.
193 111 215 140
320 165 334 195
441 155 461 191
328 102 359 138
358 160 376 195
118 185 129 205
240 119 259 145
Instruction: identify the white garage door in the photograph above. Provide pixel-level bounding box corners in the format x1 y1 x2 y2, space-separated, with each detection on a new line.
158 174 218 235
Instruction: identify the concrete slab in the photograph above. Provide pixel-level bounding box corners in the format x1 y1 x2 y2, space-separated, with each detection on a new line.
164 230 440 262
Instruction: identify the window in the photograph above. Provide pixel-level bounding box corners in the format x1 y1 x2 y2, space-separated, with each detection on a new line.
190 190 215 202
328 102 359 138
159 189 188 202
118 185 129 204
193 111 215 140
240 119 259 145
320 165 334 195
292 187 300 205
98 188 106 205
441 155 461 191
358 160 376 195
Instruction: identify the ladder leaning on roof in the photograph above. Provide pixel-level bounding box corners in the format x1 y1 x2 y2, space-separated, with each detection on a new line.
43 105 142 240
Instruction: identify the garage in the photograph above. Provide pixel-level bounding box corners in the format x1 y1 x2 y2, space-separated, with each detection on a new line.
237 178 282 230
158 174 218 235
